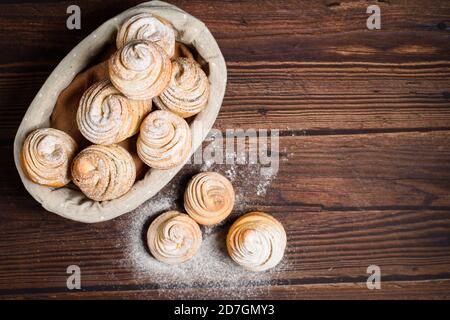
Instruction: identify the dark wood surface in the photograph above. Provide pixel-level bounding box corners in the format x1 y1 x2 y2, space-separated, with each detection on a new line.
1 0 450 299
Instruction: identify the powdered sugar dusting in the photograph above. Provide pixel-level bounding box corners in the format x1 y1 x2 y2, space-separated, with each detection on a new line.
200 157 214 171
224 166 236 181
37 135 59 156
119 160 282 299
257 166 276 196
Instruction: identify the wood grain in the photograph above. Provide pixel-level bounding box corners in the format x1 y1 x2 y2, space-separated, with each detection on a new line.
0 0 449 299
3 280 448 300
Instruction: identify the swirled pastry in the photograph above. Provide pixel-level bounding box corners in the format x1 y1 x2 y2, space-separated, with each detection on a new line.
109 39 171 100
21 128 77 187
77 80 151 145
147 210 202 264
116 13 176 58
226 212 287 272
71 144 136 201
154 58 209 118
184 172 235 225
137 110 192 169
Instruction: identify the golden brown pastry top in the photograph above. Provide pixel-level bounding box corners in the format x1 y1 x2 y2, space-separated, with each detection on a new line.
184 172 235 225
77 80 151 145
71 144 136 201
226 211 287 272
21 128 77 187
109 39 172 100
147 210 202 265
154 58 210 118
137 110 192 169
116 13 176 58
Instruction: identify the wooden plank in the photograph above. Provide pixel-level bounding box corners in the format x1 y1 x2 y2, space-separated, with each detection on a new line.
2 61 450 140
1 1 449 63
2 279 449 299
4 132 450 207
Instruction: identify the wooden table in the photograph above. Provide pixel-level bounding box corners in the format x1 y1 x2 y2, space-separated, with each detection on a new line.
1 0 449 299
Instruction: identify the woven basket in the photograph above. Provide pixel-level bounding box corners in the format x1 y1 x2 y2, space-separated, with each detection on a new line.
13 1 227 223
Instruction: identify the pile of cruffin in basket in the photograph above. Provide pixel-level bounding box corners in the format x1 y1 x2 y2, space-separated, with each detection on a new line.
19 9 287 271
22 13 206 200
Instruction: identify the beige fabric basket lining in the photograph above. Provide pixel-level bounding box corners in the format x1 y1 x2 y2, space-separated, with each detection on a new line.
13 1 227 223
